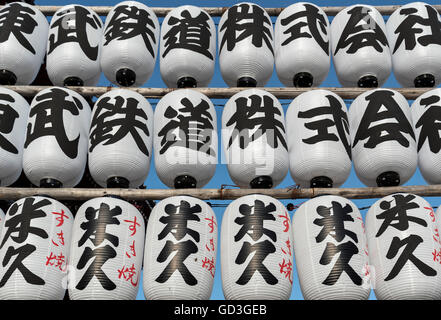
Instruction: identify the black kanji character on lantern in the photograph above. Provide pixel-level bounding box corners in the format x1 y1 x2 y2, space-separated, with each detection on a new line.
78 202 122 247
48 5 102 61
234 200 277 242
158 200 201 242
155 239 198 286
235 240 278 285
162 9 213 60
24 88 84 159
103 4 156 57
76 245 117 290
89 96 150 157
0 93 19 154
226 94 287 150
0 244 44 287
313 201 358 243
415 95 441 153
219 3 273 54
393 5 441 54
298 94 351 158
319 241 362 285
334 6 389 55
280 3 329 54
353 90 416 149
376 194 426 237
234 200 278 285
0 197 50 249
385 235 437 281
158 98 214 155
0 197 50 287
0 3 38 54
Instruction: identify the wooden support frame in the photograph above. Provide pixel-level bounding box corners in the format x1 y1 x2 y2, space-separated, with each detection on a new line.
0 185 440 201
10 5 441 17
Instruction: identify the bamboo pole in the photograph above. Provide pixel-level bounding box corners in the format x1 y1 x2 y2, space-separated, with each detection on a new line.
16 5 441 17
1 185 441 201
2 85 433 100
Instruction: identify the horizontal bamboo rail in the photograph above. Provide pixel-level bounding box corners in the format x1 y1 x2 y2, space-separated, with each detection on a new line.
0 185 441 201
3 86 433 100
12 5 441 17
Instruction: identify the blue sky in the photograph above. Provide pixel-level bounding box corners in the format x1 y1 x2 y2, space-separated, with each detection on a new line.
38 0 441 300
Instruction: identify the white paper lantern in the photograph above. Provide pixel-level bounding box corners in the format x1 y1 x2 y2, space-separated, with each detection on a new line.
221 194 293 300
222 88 289 188
387 2 441 88
101 1 159 87
68 196 145 300
0 209 4 235
293 195 370 300
330 4 392 87
89 89 153 188
0 2 48 85
366 193 441 300
436 206 441 236
154 89 217 189
286 90 351 188
0 196 73 300
23 87 91 188
349 88 417 187
275 2 330 87
160 5 216 88
218 2 274 87
47 4 103 86
143 196 217 300
0 88 30 187
411 88 441 184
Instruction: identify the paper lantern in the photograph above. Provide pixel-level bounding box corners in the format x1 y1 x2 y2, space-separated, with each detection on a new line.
89 89 153 188
0 88 30 187
387 2 441 87
293 195 370 300
218 2 274 87
23 87 91 188
160 5 216 88
221 194 293 300
222 88 289 188
101 1 159 87
0 2 48 85
411 88 441 184
275 2 330 87
366 193 441 300
286 90 351 188
0 196 73 300
0 208 5 237
330 4 392 87
68 196 145 300
349 89 417 187
47 4 103 86
154 89 217 189
143 196 217 300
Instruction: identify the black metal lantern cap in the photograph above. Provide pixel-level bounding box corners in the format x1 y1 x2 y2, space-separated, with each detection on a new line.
174 175 197 189
293 72 313 87
376 171 400 187
0 69 17 85
414 74 435 88
250 176 273 189
237 77 257 87
116 68 137 87
64 76 84 87
39 178 62 188
107 176 130 189
358 75 378 88
310 176 333 188
177 77 197 88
